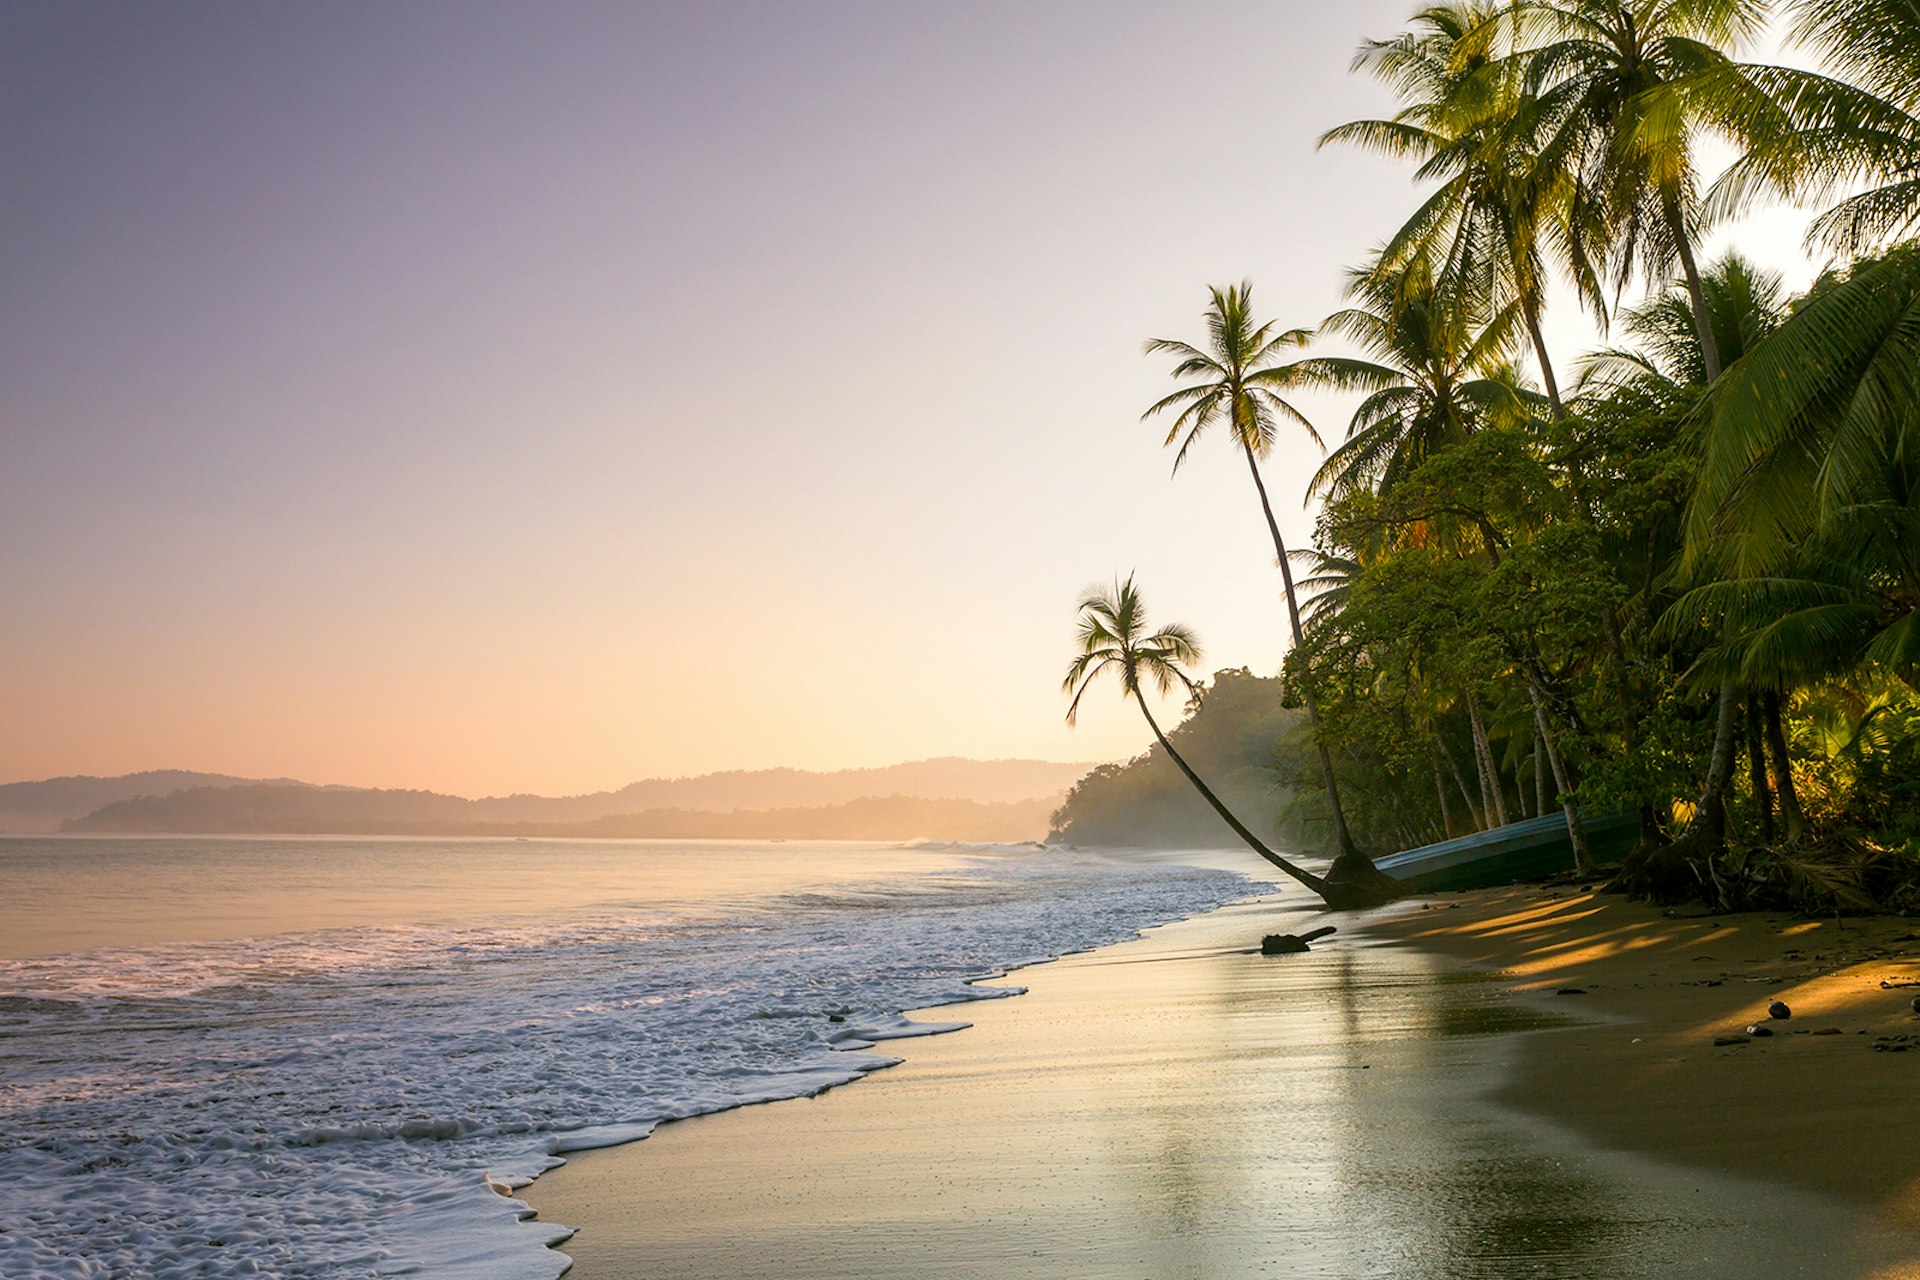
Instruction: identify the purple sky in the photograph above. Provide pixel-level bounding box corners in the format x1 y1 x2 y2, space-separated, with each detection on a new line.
0 2 1817 795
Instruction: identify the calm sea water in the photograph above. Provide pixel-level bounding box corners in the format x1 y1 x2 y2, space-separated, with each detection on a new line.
0 837 1253 1279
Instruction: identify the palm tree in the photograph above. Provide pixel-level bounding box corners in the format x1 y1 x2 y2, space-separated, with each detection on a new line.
1323 2 1599 420
1508 0 1780 382
1063 576 1403 909
1709 0 1920 257
1294 259 1531 503
1686 247 1920 686
1141 282 1393 896
1578 252 1787 393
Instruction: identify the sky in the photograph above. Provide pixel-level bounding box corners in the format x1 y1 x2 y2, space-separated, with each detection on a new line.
0 2 1829 797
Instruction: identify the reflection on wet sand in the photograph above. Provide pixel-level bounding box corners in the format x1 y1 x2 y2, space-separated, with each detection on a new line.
528 894 1920 1279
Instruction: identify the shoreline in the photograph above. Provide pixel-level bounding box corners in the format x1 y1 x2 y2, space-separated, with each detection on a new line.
521 885 1920 1278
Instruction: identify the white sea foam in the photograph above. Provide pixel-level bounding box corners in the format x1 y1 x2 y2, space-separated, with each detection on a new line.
0 842 1250 1278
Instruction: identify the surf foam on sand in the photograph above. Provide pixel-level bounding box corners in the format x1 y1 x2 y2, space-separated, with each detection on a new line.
0 843 1249 1279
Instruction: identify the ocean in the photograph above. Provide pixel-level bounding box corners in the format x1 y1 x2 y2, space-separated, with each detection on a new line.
0 837 1254 1279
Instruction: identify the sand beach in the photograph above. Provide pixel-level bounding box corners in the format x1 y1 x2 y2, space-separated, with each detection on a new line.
524 886 1920 1279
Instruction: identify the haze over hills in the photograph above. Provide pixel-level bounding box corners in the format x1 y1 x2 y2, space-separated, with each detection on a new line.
0 770 321 834
6 758 1097 841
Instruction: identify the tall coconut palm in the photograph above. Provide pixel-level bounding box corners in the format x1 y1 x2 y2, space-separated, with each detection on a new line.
1141 282 1392 895
1509 0 1779 382
1062 576 1402 909
1323 3 1600 420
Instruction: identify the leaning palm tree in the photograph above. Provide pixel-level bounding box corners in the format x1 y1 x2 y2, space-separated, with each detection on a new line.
1063 576 1403 910
1141 282 1390 894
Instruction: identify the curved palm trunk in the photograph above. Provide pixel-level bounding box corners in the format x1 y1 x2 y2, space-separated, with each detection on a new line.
1437 734 1486 830
1665 200 1746 852
1692 677 1742 846
1240 441 1361 861
1433 758 1457 836
1533 729 1552 817
1134 698 1329 898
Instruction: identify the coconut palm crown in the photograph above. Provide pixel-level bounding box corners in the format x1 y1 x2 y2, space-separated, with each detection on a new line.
1062 576 1203 727
1141 281 1323 472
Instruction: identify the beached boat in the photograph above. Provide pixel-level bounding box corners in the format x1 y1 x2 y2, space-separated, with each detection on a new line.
1373 810 1639 892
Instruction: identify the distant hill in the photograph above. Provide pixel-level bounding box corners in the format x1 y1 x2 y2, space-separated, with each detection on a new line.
67 791 1056 843
17 758 1093 840
0 770 317 834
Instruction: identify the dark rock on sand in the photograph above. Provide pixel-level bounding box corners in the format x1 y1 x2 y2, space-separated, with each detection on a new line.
1768 1000 1792 1020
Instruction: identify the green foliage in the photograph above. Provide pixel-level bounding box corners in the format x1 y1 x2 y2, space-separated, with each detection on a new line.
1061 9 1920 910
1048 670 1305 848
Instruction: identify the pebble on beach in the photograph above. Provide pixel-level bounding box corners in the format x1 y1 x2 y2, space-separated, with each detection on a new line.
1768 1000 1791 1020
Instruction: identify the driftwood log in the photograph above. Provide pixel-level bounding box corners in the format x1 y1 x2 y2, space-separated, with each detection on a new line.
1261 925 1337 955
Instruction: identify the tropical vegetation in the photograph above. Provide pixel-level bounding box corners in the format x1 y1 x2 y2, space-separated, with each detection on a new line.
1066 0 1920 915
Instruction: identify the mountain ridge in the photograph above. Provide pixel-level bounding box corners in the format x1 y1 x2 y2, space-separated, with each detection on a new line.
3 758 1097 838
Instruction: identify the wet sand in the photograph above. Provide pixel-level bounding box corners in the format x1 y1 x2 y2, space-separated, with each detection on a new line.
1368 886 1920 1238
523 889 1920 1278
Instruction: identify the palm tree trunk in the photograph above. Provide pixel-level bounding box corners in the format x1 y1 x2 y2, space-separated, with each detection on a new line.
1747 697 1775 843
1666 193 1724 383
1534 728 1552 817
1134 699 1330 897
1693 679 1741 846
1530 680 1593 876
1241 440 1360 860
1764 691 1808 841
1467 693 1509 827
1433 757 1457 837
1437 735 1485 830
1524 309 1566 422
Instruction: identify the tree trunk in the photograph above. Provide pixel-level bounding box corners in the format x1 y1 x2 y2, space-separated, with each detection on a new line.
1433 755 1457 837
1764 691 1808 841
1530 681 1593 876
1524 308 1566 423
1241 441 1370 880
1692 679 1741 847
1467 693 1510 828
1747 696 1774 843
1137 699 1398 909
1534 728 1552 818
1437 734 1486 830
1666 193 1724 383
